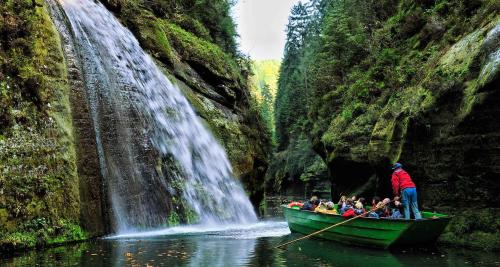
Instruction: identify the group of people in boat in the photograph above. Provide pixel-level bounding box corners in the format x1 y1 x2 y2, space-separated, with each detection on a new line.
288 163 422 220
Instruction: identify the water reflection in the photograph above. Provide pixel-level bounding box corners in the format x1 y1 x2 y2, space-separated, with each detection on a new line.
277 238 401 267
2 222 499 266
188 239 256 267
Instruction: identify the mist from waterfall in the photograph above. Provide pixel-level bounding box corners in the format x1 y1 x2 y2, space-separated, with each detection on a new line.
56 0 257 232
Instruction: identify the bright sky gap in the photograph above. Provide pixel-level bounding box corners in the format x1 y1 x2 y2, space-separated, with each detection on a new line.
233 0 303 60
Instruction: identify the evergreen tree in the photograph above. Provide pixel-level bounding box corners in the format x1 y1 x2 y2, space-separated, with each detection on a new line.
269 1 328 192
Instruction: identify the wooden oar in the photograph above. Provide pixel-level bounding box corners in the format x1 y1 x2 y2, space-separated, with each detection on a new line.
275 201 394 249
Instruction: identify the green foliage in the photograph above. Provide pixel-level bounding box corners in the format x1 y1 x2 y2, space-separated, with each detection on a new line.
0 218 87 251
267 132 327 193
118 0 238 55
133 12 176 65
272 0 498 180
167 211 181 227
0 232 36 250
188 0 239 55
299 157 327 182
270 0 328 189
252 60 281 96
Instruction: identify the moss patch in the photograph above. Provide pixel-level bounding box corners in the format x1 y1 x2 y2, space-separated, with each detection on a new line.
439 208 500 251
162 22 241 82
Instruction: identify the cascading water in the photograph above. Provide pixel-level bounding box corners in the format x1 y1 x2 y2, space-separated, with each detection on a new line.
54 0 257 232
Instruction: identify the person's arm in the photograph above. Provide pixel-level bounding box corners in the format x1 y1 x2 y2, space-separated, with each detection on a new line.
391 172 399 196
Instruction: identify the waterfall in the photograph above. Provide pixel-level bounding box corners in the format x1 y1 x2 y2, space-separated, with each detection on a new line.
54 0 257 232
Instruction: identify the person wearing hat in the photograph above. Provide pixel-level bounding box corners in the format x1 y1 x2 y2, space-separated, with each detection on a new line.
391 163 422 219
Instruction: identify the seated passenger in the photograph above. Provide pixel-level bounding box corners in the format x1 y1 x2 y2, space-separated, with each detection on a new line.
338 195 347 211
389 200 403 219
315 201 338 215
368 196 382 218
314 201 327 211
340 198 354 215
381 198 392 217
342 199 363 218
370 196 381 208
301 196 320 211
353 200 366 216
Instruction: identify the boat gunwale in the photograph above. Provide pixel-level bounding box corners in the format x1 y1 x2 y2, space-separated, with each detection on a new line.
282 205 453 223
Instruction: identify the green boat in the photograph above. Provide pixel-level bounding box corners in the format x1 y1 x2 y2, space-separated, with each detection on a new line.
283 205 451 249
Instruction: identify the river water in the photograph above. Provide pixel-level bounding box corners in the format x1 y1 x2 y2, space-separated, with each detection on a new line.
2 219 499 267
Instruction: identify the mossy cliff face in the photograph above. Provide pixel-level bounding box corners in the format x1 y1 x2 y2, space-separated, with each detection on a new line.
307 2 499 250
98 0 270 207
1 0 269 251
0 0 92 251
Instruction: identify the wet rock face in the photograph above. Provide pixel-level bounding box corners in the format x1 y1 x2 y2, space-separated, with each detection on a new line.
315 18 500 199
100 3 270 209
405 23 500 208
46 0 108 235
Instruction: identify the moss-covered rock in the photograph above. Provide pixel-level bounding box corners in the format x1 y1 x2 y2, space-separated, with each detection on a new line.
273 0 499 250
0 0 90 251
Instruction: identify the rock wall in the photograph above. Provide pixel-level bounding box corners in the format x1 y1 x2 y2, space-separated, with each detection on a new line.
0 0 91 251
311 7 500 250
45 0 108 235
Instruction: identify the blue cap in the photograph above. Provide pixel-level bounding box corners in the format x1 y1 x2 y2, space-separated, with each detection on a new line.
392 163 403 170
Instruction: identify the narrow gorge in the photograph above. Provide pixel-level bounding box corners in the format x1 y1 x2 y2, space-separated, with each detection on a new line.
1 0 499 257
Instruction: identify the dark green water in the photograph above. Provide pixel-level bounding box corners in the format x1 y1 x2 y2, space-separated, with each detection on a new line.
1 221 499 267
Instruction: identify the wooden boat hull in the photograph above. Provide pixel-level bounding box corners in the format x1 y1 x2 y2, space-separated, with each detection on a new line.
283 206 451 249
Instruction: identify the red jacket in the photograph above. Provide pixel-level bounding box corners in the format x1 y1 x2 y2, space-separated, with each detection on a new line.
342 209 356 218
391 169 416 196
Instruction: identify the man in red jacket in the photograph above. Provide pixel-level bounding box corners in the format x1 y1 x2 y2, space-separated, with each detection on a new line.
391 163 422 219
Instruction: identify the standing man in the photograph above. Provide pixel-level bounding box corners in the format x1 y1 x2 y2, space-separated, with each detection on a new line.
391 163 422 219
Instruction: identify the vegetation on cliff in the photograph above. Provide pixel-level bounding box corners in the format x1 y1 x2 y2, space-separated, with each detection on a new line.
268 0 329 195
271 0 499 250
0 0 87 251
2 0 498 254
